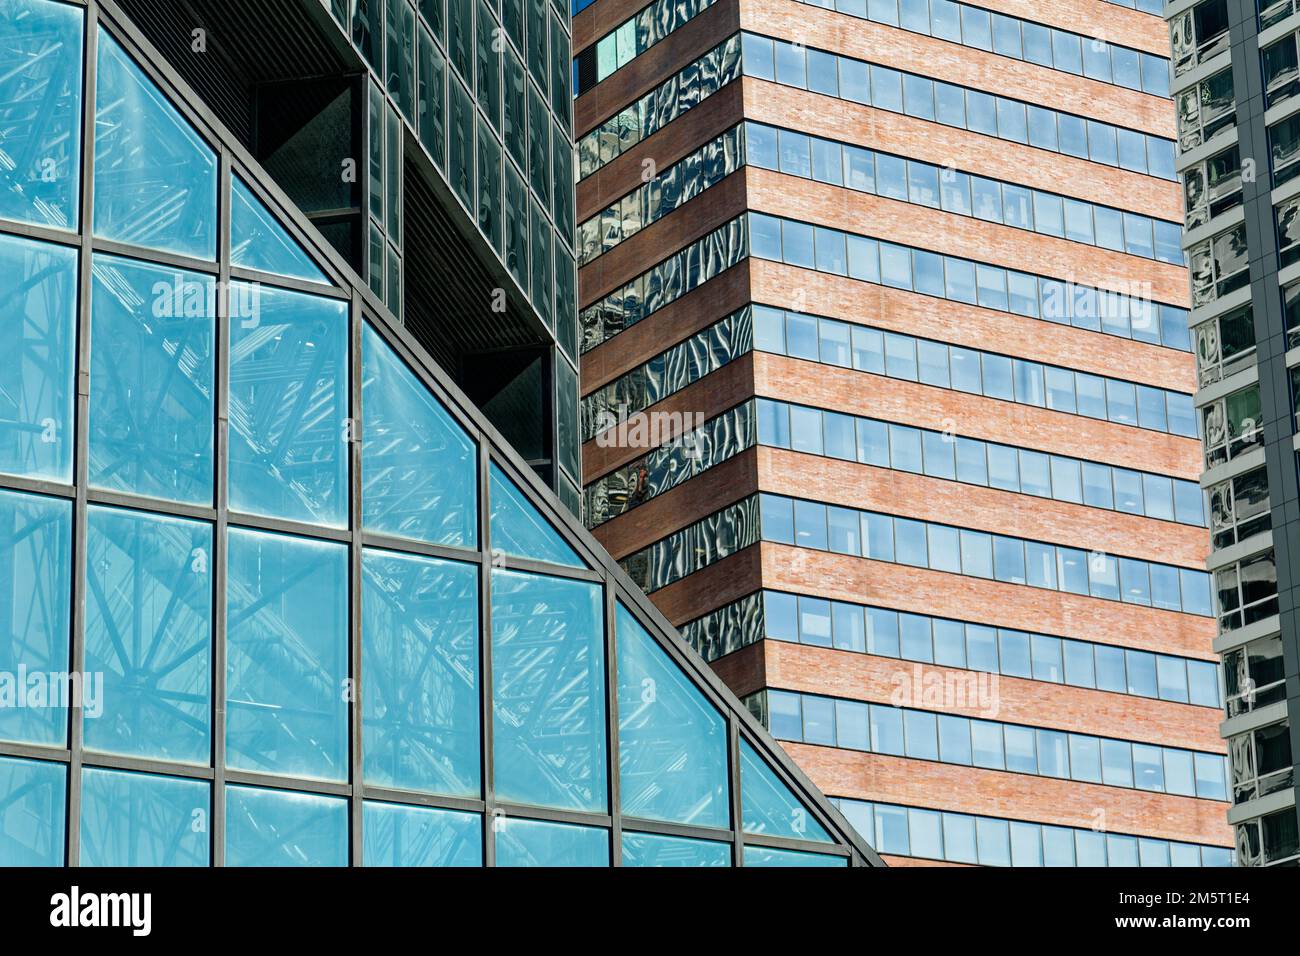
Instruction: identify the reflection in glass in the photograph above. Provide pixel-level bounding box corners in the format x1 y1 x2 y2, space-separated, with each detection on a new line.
739 739 832 842
490 462 583 567
491 569 606 811
225 785 347 866
0 489 70 746
0 0 83 230
79 768 209 866
744 845 846 866
621 831 731 866
361 325 477 547
228 284 348 527
231 176 328 284
0 234 76 483
495 817 609 866
362 801 481 866
362 548 479 797
89 255 214 504
616 603 729 828
84 506 211 763
0 756 64 865
226 528 348 781
93 31 217 259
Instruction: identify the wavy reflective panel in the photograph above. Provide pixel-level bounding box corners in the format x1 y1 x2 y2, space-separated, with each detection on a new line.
228 284 348 527
491 569 606 812
361 324 478 548
0 756 64 865
0 0 83 230
495 817 609 867
577 33 742 180
620 494 760 593
88 255 215 505
0 233 76 483
226 529 348 782
586 403 755 527
582 306 752 441
231 176 329 284
616 603 729 828
680 591 764 663
0 489 70 747
362 801 482 866
489 463 583 568
620 831 731 867
84 506 211 764
93 30 217 259
739 739 832 843
578 125 744 265
79 768 209 866
224 785 347 867
744 845 845 867
580 214 748 351
361 548 479 797
576 0 718 95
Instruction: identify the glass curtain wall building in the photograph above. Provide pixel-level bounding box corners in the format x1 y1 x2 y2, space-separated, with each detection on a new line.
1167 0 1300 866
574 0 1234 864
0 0 877 867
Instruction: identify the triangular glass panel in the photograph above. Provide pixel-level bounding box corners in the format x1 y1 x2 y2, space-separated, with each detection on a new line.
361 324 478 549
739 738 832 843
231 175 328 284
616 602 729 829
489 463 585 568
93 30 217 260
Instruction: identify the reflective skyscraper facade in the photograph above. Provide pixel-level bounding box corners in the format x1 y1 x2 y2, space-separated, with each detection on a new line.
1168 0 1300 866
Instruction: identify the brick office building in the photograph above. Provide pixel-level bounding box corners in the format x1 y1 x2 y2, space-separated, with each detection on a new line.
575 0 1234 865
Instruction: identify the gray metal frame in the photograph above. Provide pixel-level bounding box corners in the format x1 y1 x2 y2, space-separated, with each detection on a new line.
0 0 881 867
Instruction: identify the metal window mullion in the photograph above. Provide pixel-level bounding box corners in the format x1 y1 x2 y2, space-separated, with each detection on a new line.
603 581 620 865
478 443 496 865
348 289 365 865
726 716 743 867
65 0 100 868
212 147 234 868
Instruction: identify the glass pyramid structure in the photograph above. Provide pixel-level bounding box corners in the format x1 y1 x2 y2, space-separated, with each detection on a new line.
0 0 877 867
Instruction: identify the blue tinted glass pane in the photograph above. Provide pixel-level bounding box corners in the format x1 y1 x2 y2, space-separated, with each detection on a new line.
495 817 609 866
89 255 214 504
362 548 479 796
226 528 348 781
93 31 217 259
228 284 348 526
362 801 481 866
0 755 64 865
225 785 347 866
745 845 846 866
621 831 731 866
231 176 327 284
0 489 70 746
740 738 832 842
79 768 209 866
0 0 82 228
0 234 76 482
492 569 606 811
84 506 211 763
616 603 729 828
489 462 583 567
361 325 477 546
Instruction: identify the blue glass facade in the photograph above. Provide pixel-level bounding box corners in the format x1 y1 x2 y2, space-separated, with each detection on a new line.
0 0 873 868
